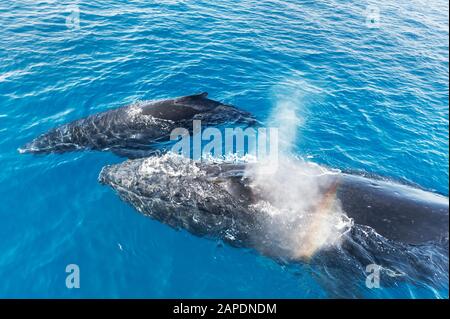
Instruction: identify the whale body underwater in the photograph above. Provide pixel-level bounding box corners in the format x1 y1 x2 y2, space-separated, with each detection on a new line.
19 92 254 158
99 155 449 261
20 93 449 261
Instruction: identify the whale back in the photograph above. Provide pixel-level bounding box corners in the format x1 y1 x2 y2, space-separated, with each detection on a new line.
203 164 449 245
337 174 449 244
19 92 254 157
200 162 449 245
141 92 224 121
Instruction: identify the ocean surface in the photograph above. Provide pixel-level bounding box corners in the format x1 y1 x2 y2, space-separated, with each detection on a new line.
0 0 448 298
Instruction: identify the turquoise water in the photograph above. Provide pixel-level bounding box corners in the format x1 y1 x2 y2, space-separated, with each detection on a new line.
0 0 448 298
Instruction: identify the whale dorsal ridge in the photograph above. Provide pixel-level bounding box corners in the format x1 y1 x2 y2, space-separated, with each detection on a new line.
141 92 212 119
176 92 208 103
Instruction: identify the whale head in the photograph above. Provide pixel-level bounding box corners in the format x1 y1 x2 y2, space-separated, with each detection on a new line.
18 127 81 154
98 154 258 243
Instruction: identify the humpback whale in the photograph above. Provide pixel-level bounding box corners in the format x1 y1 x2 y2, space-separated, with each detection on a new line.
98 154 449 261
19 93 254 158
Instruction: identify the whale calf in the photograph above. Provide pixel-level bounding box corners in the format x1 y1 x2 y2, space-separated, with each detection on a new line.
19 93 254 158
98 154 449 261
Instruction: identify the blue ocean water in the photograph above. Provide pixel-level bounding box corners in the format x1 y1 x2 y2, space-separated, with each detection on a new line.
0 0 448 298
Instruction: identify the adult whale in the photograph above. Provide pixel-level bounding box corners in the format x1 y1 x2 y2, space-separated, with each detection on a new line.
19 93 254 158
98 154 449 261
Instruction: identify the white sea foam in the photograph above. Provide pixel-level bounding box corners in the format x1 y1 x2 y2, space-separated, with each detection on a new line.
139 152 203 177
